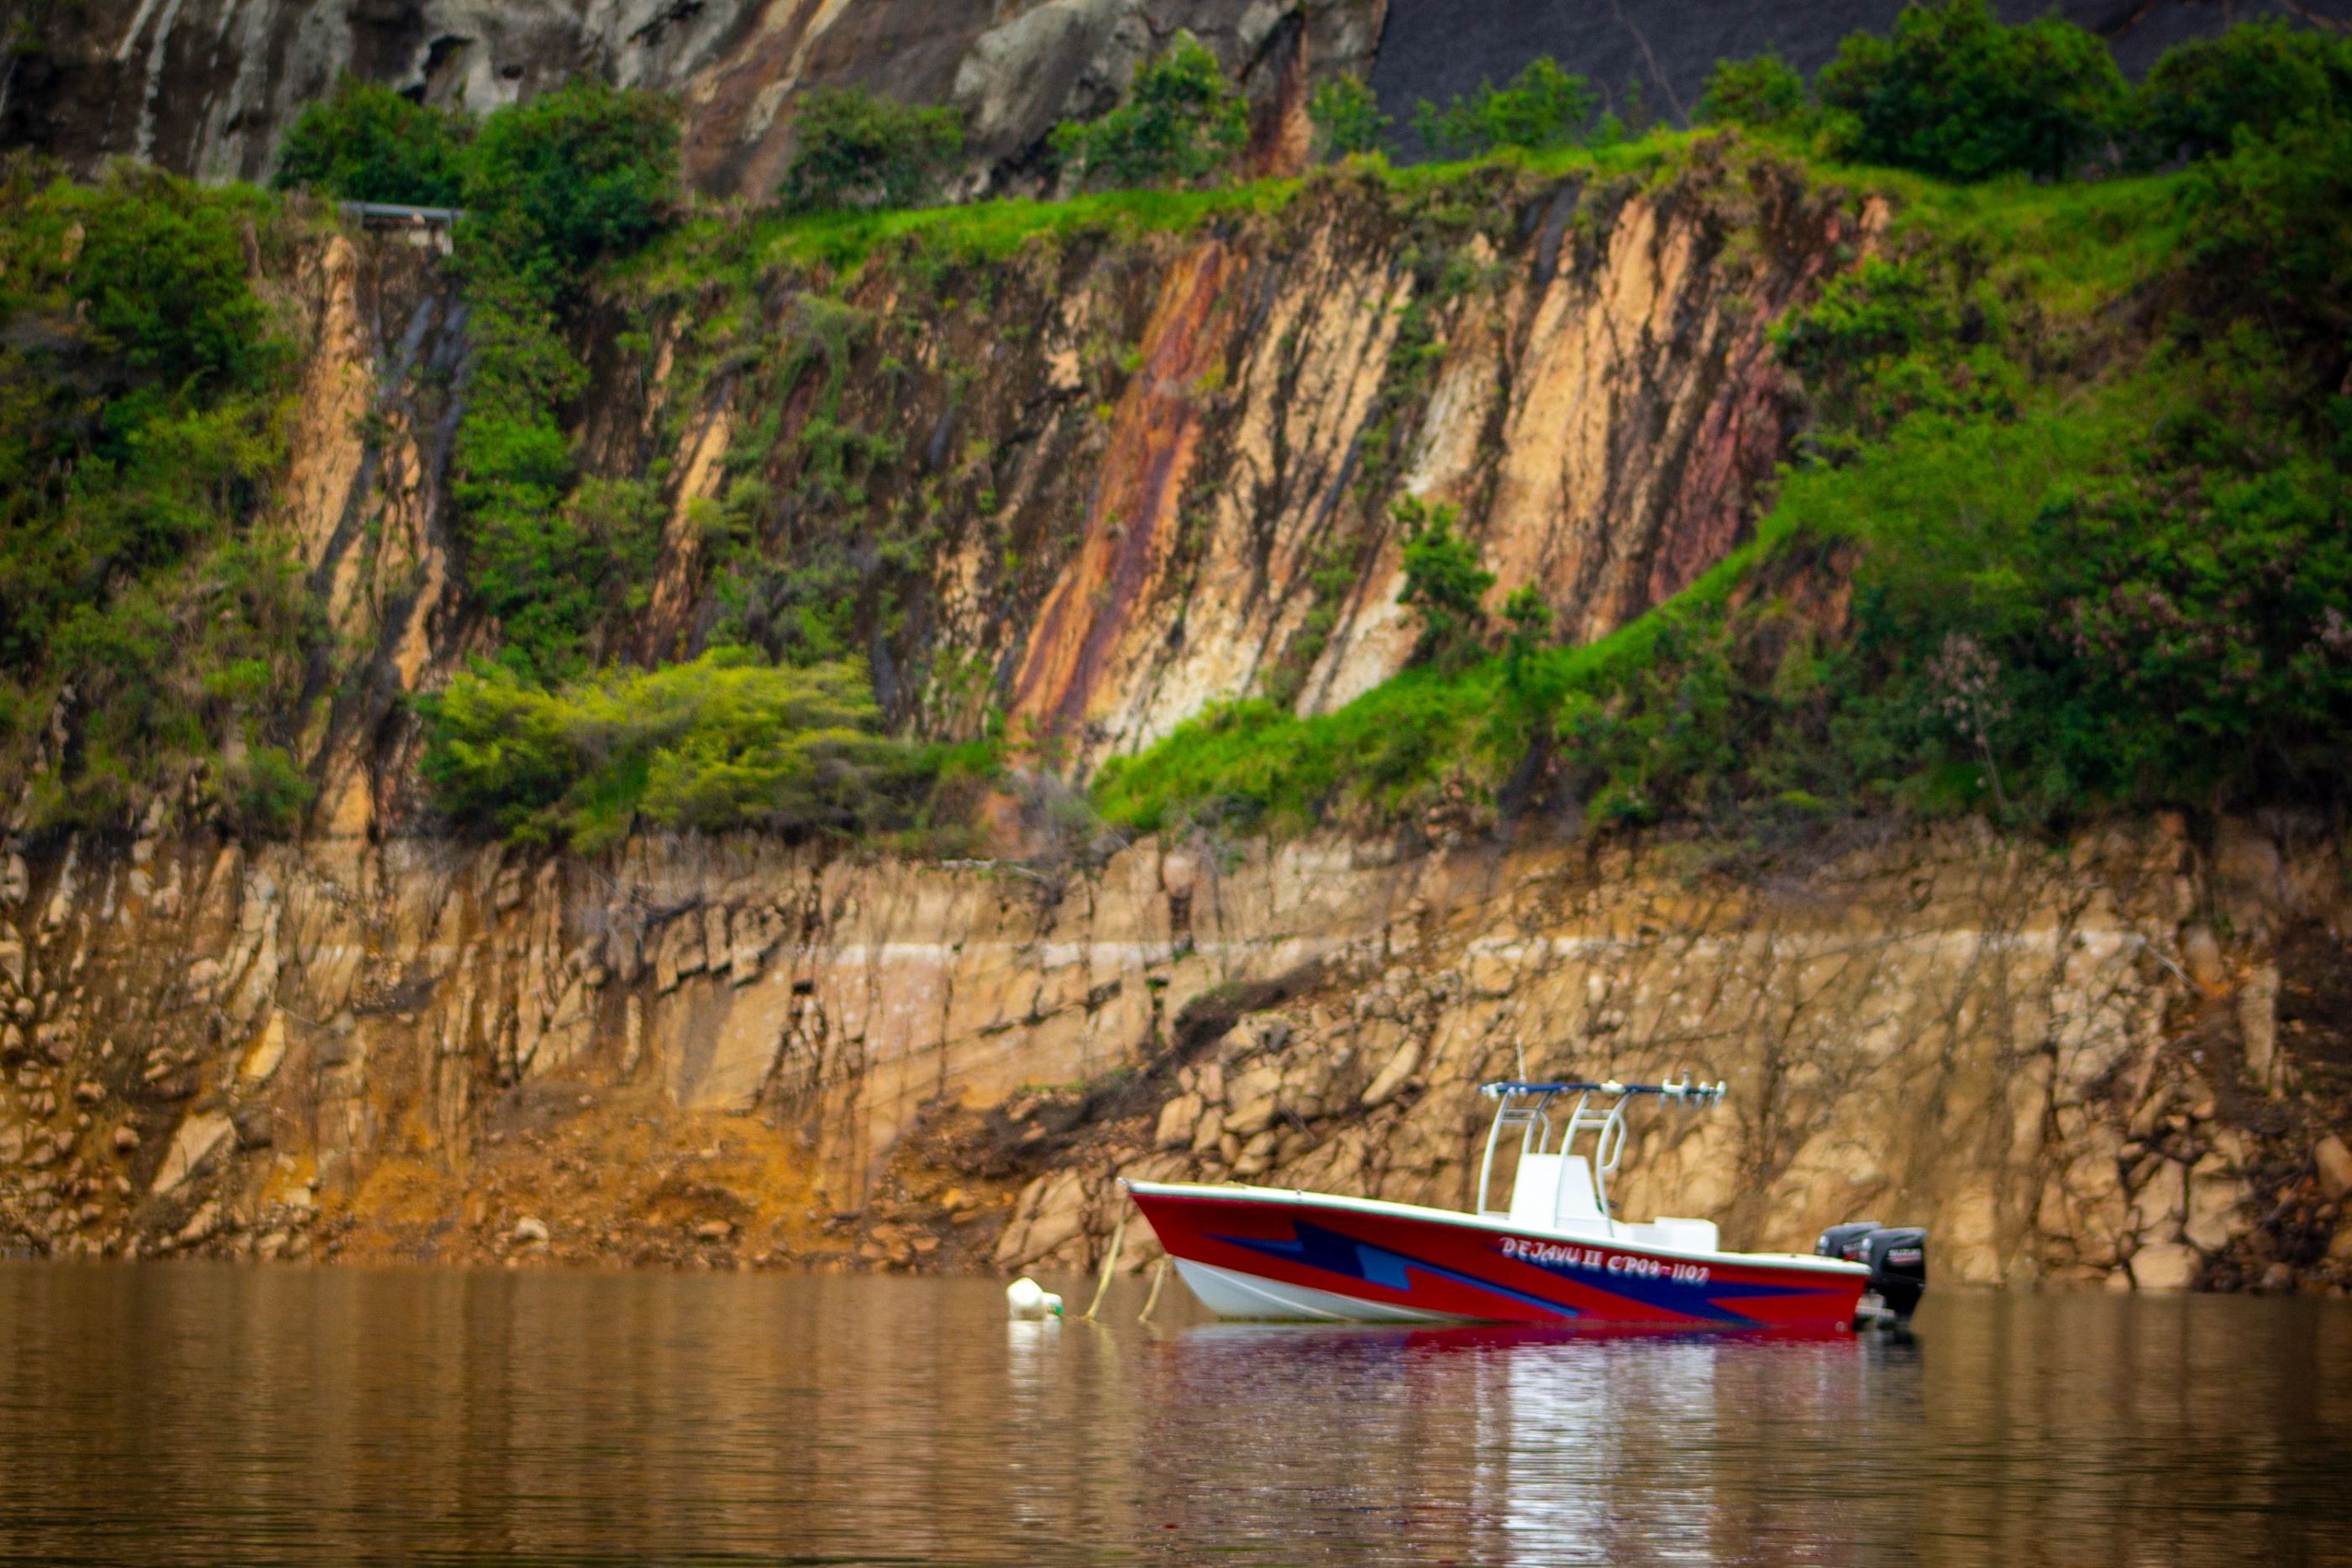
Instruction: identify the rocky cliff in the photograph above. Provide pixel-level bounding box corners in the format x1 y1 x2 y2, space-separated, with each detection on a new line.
1 91 2349 1295
306 137 1865 804
3 797 2350 1294
0 0 1383 197
8 0 2343 197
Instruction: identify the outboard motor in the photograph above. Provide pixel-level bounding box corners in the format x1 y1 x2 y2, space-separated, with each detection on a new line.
1818 1220 1928 1324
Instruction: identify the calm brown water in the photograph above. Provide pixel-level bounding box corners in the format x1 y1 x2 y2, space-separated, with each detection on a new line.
0 1264 2347 1566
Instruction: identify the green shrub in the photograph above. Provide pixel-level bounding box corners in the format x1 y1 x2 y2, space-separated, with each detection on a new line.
1695 52 1809 128
1310 74 1389 160
1051 32 1247 190
460 78 679 276
447 80 680 679
2185 113 2352 361
1816 0 2124 180
2128 22 2352 167
1090 677 1497 836
0 166 312 829
1500 585 1552 698
272 76 470 206
1395 496 1494 674
1412 57 1597 159
70 171 286 398
225 743 317 836
781 87 965 212
1776 258 1950 367
419 648 927 847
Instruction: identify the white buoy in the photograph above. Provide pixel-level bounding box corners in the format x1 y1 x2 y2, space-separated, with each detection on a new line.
1005 1277 1063 1319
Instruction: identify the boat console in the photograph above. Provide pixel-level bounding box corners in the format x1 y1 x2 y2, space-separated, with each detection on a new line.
1473 1077 1929 1325
1475 1078 1725 1246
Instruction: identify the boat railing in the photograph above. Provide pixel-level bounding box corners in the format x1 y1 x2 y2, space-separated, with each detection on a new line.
1473 1077 1725 1230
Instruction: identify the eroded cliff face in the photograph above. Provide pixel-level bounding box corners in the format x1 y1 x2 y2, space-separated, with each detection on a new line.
2 143 2347 1294
575 143 1865 774
3 811 2349 1296
250 141 1862 829
0 0 1382 197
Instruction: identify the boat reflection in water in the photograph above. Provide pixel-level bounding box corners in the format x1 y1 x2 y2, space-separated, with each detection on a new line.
1139 1319 1924 1565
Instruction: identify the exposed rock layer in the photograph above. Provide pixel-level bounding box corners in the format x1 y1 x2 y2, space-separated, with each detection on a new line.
3 813 2348 1296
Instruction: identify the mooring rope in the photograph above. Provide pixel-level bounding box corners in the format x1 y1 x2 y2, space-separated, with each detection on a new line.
1137 1255 1170 1323
1080 1208 1128 1321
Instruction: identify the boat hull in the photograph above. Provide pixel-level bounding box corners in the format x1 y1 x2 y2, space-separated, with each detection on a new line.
1126 1181 1868 1331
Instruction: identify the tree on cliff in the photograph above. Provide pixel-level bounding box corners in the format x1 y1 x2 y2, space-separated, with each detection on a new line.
2124 21 2352 168
1310 74 1389 161
1693 52 1808 131
273 76 470 207
1395 497 1494 676
1051 32 1247 190
1814 0 2123 181
1412 58 1597 160
780 87 966 212
450 80 681 681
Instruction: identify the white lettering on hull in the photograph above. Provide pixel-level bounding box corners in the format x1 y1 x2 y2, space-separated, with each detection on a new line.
1499 1235 1712 1284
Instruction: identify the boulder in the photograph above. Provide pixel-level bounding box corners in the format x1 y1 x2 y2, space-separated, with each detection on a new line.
2129 1160 2186 1238
1189 1105 1224 1156
2131 1241 2199 1291
2180 926 2226 989
511 1216 550 1246
240 1012 290 1084
2181 1159 2243 1253
1152 1091 1203 1151
150 1111 234 1196
173 1201 222 1248
2237 965 2280 1091
1360 1039 1421 1109
995 1170 1089 1269
2317 1135 2352 1204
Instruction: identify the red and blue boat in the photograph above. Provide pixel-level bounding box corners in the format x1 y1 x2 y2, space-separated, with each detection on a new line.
1125 1078 1926 1332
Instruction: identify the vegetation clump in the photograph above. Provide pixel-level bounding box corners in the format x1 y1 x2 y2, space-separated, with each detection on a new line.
447 80 680 680
2125 21 2352 167
1814 0 2123 181
780 87 965 212
1051 32 1247 190
0 164 315 831
419 649 934 848
1412 57 1600 159
1309 75 1389 161
1394 498 1495 676
1693 52 1808 131
274 76 469 206
1700 0 2351 180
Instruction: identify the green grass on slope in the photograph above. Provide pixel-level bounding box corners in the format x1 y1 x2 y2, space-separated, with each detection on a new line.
627 180 1302 295
1090 523 1786 836
1091 133 2352 839
629 128 1719 293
